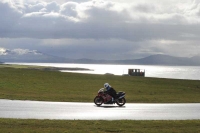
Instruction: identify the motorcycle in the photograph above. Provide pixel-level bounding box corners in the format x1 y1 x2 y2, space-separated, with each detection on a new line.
94 88 126 107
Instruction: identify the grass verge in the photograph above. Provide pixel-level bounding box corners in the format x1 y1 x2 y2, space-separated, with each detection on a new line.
0 119 200 133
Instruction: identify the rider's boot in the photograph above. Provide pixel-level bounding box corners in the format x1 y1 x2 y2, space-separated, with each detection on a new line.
112 97 114 102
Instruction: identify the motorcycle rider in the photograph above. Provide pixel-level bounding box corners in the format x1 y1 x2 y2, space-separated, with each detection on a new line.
104 83 117 102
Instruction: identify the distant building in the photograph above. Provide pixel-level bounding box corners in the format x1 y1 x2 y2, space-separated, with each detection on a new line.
128 69 145 77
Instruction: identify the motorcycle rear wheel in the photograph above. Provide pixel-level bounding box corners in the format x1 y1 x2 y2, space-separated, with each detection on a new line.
116 97 126 106
94 96 103 106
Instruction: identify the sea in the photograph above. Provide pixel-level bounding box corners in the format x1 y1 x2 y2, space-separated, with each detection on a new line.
5 62 200 80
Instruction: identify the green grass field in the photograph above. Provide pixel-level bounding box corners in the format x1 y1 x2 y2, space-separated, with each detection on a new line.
0 119 199 133
0 65 200 133
0 66 200 103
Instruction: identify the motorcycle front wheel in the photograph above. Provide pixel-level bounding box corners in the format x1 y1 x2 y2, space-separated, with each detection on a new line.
116 97 126 106
94 96 103 106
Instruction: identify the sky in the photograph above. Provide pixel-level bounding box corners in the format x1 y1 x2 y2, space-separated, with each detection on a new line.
0 0 200 60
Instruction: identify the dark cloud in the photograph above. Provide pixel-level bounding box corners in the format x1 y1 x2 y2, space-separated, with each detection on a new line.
0 0 199 41
0 0 200 59
0 2 22 32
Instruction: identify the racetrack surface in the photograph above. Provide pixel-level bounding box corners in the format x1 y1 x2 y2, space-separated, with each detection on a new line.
0 99 200 120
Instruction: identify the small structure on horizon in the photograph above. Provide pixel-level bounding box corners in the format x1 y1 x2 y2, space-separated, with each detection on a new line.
128 69 145 77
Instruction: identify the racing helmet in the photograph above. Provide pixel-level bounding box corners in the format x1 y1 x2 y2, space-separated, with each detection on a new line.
104 83 110 89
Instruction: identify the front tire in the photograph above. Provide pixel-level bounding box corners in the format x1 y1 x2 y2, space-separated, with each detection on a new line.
116 97 126 106
94 96 103 106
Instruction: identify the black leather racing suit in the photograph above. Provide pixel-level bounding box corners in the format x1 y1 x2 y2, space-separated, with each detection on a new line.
105 87 117 99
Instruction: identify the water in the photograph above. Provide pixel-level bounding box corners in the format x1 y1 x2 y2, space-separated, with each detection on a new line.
5 63 200 80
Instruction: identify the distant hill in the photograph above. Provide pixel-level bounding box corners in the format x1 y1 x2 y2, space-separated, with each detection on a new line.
0 49 200 66
0 49 73 63
73 54 200 66
129 54 199 65
142 54 200 65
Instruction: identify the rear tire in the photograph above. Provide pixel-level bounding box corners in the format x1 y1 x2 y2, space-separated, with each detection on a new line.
116 97 126 106
94 96 103 106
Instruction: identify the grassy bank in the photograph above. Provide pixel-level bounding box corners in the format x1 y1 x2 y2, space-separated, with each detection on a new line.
0 66 200 103
0 119 199 133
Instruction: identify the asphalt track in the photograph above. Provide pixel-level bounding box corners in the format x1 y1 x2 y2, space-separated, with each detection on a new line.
0 99 200 120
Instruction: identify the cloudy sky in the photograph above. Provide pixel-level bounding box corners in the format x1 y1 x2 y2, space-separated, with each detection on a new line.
0 0 200 60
